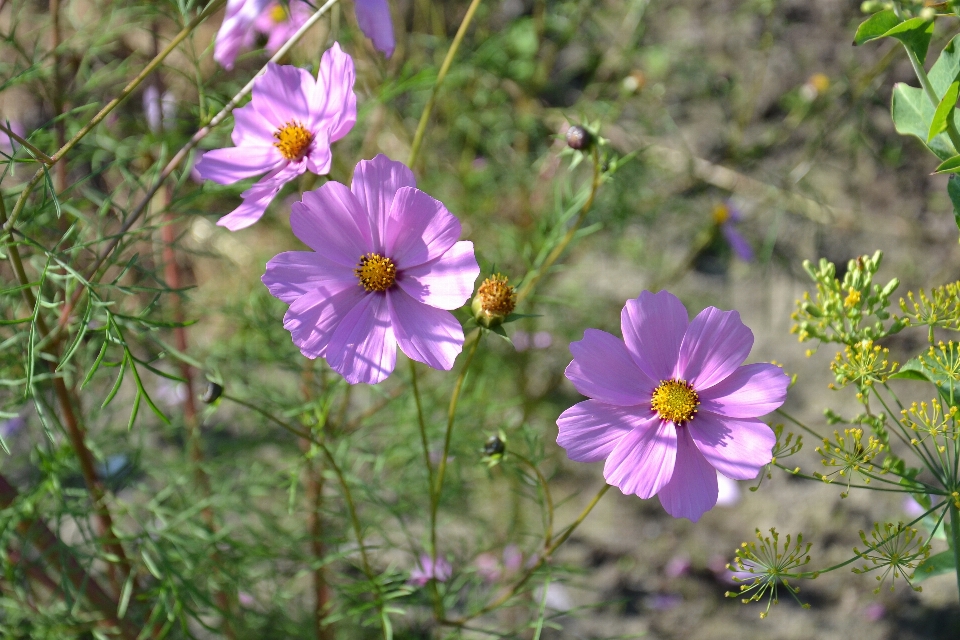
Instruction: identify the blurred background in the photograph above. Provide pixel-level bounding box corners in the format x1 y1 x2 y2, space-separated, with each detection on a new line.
3 0 960 638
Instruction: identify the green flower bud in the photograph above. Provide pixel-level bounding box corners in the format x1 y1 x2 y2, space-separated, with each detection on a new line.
202 381 223 404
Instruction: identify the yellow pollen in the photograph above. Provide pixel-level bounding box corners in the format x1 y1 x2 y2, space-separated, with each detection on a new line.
355 253 397 292
712 203 730 225
651 379 700 425
270 3 289 22
477 274 516 316
273 121 313 161
844 288 861 309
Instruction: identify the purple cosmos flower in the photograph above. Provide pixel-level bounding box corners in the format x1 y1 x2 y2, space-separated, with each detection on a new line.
262 154 480 384
0 121 25 157
214 0 270 70
556 290 789 522
410 554 452 586
195 44 356 230
355 0 395 58
253 1 313 54
712 201 754 262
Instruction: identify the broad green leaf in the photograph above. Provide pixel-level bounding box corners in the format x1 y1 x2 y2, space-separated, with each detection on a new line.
885 18 935 64
929 80 960 141
934 155 960 173
853 10 901 46
914 550 956 583
893 355 960 407
928 35 960 96
892 83 958 160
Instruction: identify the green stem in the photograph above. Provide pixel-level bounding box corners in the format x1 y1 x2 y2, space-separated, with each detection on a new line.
407 0 484 167
951 501 960 603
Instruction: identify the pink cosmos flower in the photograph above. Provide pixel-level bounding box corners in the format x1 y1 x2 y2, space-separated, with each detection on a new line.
410 554 452 586
253 1 313 55
355 0 395 58
262 154 480 384
214 0 269 70
195 44 356 230
556 290 789 522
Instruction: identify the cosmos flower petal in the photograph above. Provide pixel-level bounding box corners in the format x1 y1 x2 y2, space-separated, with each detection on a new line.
621 290 689 381
603 419 677 498
326 293 397 384
388 290 464 371
305 129 332 175
688 411 775 480
657 428 719 522
195 146 283 184
283 282 367 359
313 43 357 141
262 251 356 304
566 329 654 406
356 0 395 57
216 174 286 230
294 182 373 265
677 307 753 389
396 241 479 310
722 223 754 262
699 363 790 419
385 186 461 269
251 62 315 129
557 400 650 463
231 102 277 146
351 155 416 250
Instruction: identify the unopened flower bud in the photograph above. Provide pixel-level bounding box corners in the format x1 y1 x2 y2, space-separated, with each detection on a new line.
472 274 516 328
202 381 223 404
565 125 593 151
483 435 505 457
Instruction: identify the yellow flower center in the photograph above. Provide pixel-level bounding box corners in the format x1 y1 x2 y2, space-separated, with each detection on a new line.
651 379 700 425
270 3 289 22
844 288 861 309
712 203 730 225
355 253 397 292
477 274 516 316
273 121 313 161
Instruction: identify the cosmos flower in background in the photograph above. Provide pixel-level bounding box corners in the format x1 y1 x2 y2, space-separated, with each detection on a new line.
262 154 480 384
253 1 313 55
556 290 789 522
712 201 754 262
409 554 452 586
214 0 269 70
143 86 177 134
355 0 395 58
195 44 356 230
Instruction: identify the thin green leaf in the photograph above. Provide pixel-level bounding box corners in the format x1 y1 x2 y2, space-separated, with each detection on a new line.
127 391 141 432
82 339 109 388
929 80 960 142
935 154 960 174
101 353 127 408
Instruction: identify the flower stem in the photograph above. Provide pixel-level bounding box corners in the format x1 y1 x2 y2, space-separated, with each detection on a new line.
951 501 960 603
515 146 601 304
407 0 485 167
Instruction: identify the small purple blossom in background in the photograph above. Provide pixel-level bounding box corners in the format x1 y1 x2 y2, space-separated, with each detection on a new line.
863 602 886 622
556 290 789 521
355 0 395 58
143 86 176 134
664 554 691 579
475 544 524 583
903 495 926 518
262 154 480 384
513 330 552 352
0 121 25 156
712 201 754 262
253 1 313 54
409 554 451 586
214 0 269 70
196 44 356 230
0 413 27 439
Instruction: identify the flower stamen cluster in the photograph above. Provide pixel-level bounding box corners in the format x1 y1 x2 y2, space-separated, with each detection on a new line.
919 340 960 387
273 121 313 161
355 253 397 292
852 522 929 593
472 274 516 328
726 528 812 618
814 428 885 497
650 379 699 425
